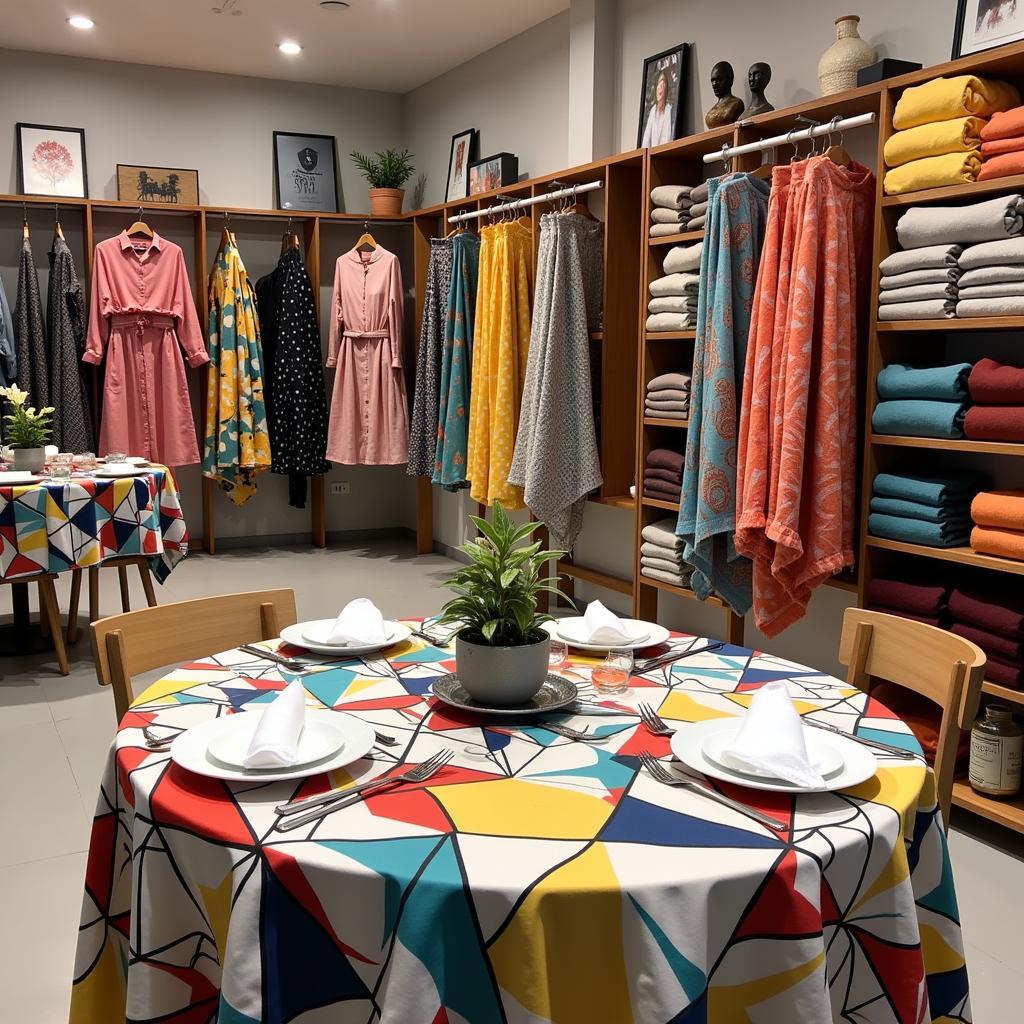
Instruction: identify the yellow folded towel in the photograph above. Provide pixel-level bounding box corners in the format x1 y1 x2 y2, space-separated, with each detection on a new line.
893 76 1020 131
884 116 986 168
883 151 982 195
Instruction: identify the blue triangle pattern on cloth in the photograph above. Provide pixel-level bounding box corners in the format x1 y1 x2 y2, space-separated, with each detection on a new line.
739 668 826 685
216 998 261 1024
392 645 452 664
483 728 512 752
628 894 706 1002
222 688 268 712
926 965 970 1020
302 667 359 708
668 990 708 1023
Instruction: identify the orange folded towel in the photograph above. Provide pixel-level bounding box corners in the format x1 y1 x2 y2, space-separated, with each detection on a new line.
971 490 1024 529
982 135 1024 157
971 524 1024 561
982 105 1024 142
978 151 1024 180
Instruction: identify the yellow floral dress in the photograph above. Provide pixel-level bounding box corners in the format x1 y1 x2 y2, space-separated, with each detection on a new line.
466 219 534 508
203 241 272 505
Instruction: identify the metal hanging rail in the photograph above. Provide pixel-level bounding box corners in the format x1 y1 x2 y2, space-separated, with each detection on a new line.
446 180 605 224
703 111 877 164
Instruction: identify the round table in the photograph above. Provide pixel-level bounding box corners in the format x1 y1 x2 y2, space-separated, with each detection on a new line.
69 626 971 1023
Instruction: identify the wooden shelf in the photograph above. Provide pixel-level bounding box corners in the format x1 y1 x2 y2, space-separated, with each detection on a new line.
876 316 1024 332
648 229 703 247
589 331 604 341
825 572 860 593
645 331 696 341
881 172 1024 208
641 496 680 512
638 574 727 608
865 537 1024 576
982 681 1024 706
592 494 635 510
872 434 1024 457
952 780 1024 833
556 560 633 596
644 417 689 428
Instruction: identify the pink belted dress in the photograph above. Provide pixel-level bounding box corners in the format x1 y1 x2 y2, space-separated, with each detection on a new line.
326 246 409 465
84 231 208 466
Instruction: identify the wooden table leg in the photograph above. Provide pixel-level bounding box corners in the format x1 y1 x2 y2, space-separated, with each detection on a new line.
137 561 158 608
37 577 69 675
88 566 100 623
117 566 131 612
67 569 83 644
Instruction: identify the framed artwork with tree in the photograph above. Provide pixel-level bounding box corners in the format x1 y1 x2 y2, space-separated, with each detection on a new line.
16 123 88 198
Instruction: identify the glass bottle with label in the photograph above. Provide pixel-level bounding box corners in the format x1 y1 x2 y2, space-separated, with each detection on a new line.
969 704 1023 798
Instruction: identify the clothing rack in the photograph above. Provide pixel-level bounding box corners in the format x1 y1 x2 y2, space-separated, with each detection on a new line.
446 180 605 224
703 111 877 164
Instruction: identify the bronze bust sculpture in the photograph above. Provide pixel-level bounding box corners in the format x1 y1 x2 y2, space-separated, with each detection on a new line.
747 62 775 116
705 61 746 129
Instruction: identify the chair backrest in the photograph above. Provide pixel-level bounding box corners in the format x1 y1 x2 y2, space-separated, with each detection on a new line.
838 607 986 825
91 589 298 720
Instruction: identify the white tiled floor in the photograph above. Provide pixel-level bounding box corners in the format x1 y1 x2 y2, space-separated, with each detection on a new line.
0 539 1020 1022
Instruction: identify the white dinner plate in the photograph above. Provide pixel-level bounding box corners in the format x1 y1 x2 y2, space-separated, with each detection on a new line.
280 619 412 656
170 710 375 782
671 719 877 793
701 726 845 780
207 711 345 769
0 471 42 485
545 618 669 652
95 465 150 478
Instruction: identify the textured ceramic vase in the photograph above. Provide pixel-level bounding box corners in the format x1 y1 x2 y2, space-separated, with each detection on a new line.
368 187 404 216
818 15 876 96
12 447 45 472
455 632 550 706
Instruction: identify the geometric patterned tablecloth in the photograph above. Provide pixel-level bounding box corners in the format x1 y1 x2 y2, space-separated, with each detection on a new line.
69 630 971 1023
0 467 187 584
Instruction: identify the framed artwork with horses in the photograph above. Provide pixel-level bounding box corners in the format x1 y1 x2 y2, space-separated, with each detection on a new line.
117 164 200 205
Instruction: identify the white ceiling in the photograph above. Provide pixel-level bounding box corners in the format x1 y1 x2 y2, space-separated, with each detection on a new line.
0 0 569 93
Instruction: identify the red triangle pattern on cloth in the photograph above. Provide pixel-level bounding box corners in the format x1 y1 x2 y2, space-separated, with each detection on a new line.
864 694 902 721
340 696 422 712
365 787 455 833
820 877 843 927
115 745 154 808
431 1009 449 1024
150 763 256 847
736 849 821 939
850 926 928 1024
7 551 43 576
147 961 219 1024
83 813 119 911
616 728 671 759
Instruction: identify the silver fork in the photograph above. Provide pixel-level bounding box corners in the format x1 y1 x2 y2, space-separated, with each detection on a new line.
542 722 609 743
275 749 454 831
411 622 461 646
638 752 787 831
638 702 675 736
238 643 309 672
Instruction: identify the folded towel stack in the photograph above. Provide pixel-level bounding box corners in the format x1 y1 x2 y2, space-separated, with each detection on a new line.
645 370 691 421
649 184 701 238
871 362 973 438
883 75 1020 195
949 583 1024 687
971 490 1024 563
868 471 985 548
640 516 694 588
646 268 699 332
980 105 1024 182
958 235 1024 316
865 577 950 628
965 357 1024 442
644 448 683 504
878 244 963 320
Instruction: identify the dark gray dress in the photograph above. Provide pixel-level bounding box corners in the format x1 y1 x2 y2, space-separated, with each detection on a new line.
15 237 48 409
47 236 94 452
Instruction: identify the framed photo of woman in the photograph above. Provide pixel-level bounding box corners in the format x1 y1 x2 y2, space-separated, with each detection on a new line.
637 45 689 149
446 128 479 202
953 0 1024 57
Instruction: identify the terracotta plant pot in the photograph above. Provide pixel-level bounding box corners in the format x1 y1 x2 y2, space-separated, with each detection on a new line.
455 631 550 706
368 188 405 217
12 447 45 473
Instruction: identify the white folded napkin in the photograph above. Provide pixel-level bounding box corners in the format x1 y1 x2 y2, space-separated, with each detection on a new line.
720 681 826 788
243 680 307 768
323 598 389 646
581 600 634 645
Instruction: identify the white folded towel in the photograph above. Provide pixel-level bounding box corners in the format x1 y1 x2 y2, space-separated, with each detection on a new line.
581 599 634 645
243 680 307 769
322 598 389 646
720 681 825 788
650 273 699 297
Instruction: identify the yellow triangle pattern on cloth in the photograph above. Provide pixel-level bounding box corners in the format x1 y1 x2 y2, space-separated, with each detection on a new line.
658 690 737 723
133 672 211 705
725 691 821 716
709 950 824 1022
919 923 966 974
199 870 234 963
68 939 126 1023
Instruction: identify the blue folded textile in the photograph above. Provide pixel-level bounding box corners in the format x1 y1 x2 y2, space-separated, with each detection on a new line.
873 471 987 508
869 495 973 523
868 513 971 548
876 362 973 402
871 400 967 439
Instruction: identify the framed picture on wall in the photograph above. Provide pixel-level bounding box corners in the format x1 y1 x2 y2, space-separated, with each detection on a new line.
16 123 88 198
636 44 689 148
446 128 479 202
468 153 518 195
953 0 1024 57
117 164 200 205
273 131 339 212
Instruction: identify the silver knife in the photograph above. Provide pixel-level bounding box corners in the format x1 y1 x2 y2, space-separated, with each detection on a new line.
276 768 417 816
636 642 724 673
805 718 919 758
238 643 308 671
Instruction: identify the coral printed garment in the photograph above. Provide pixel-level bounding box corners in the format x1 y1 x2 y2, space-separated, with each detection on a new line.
326 246 409 464
736 156 876 637
84 232 208 466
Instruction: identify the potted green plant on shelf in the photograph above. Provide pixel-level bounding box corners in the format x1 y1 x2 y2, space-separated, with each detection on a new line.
438 502 572 706
1 385 54 472
349 148 416 217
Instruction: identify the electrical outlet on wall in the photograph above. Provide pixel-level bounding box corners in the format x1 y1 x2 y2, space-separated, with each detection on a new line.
330 482 351 496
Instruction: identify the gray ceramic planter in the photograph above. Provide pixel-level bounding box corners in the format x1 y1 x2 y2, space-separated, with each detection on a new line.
12 447 45 473
455 632 550 706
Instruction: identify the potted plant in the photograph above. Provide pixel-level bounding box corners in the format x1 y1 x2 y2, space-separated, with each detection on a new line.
438 502 572 705
1 385 54 472
349 148 415 216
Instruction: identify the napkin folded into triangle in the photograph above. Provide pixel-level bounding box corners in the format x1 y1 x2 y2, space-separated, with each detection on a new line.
244 679 307 768
581 600 635 645
322 598 389 646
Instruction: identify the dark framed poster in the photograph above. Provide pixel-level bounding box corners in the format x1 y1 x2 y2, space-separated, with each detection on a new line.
273 131 339 212
953 0 1024 57
637 45 689 148
446 128 479 202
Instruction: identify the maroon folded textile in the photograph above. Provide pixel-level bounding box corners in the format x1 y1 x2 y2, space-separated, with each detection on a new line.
644 482 682 501
646 448 685 474
985 654 1024 688
964 406 1024 442
643 466 683 485
948 585 1024 638
866 604 944 628
950 621 1024 660
968 357 1024 404
864 578 949 617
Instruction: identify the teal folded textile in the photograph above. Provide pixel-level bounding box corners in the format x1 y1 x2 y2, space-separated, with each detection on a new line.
876 362 973 401
868 513 971 548
873 471 986 507
871 400 967 438
869 495 973 523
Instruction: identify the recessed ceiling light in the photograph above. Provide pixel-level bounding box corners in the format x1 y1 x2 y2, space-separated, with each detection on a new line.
68 15 95 30
278 40 302 55
320 1 351 8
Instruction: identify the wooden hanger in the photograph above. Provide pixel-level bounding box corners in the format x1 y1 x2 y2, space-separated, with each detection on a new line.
281 220 301 253
126 206 153 238
355 220 378 252
22 204 29 241
749 161 774 180
823 117 852 167
565 184 598 220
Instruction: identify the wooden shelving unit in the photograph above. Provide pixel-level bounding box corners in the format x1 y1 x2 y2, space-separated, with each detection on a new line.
876 316 1024 332
872 435 1024 456
647 229 704 247
951 781 1024 832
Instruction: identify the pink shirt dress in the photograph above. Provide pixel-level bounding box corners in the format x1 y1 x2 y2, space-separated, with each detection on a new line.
84 232 208 467
326 247 409 465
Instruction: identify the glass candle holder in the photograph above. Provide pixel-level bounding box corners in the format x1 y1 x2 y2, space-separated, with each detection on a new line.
592 649 634 695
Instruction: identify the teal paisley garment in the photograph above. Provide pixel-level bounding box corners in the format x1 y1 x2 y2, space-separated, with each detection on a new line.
433 232 481 490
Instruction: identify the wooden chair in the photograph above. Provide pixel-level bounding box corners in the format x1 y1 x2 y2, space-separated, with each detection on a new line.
1 574 69 675
91 589 298 721
838 607 987 825
66 558 158 644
